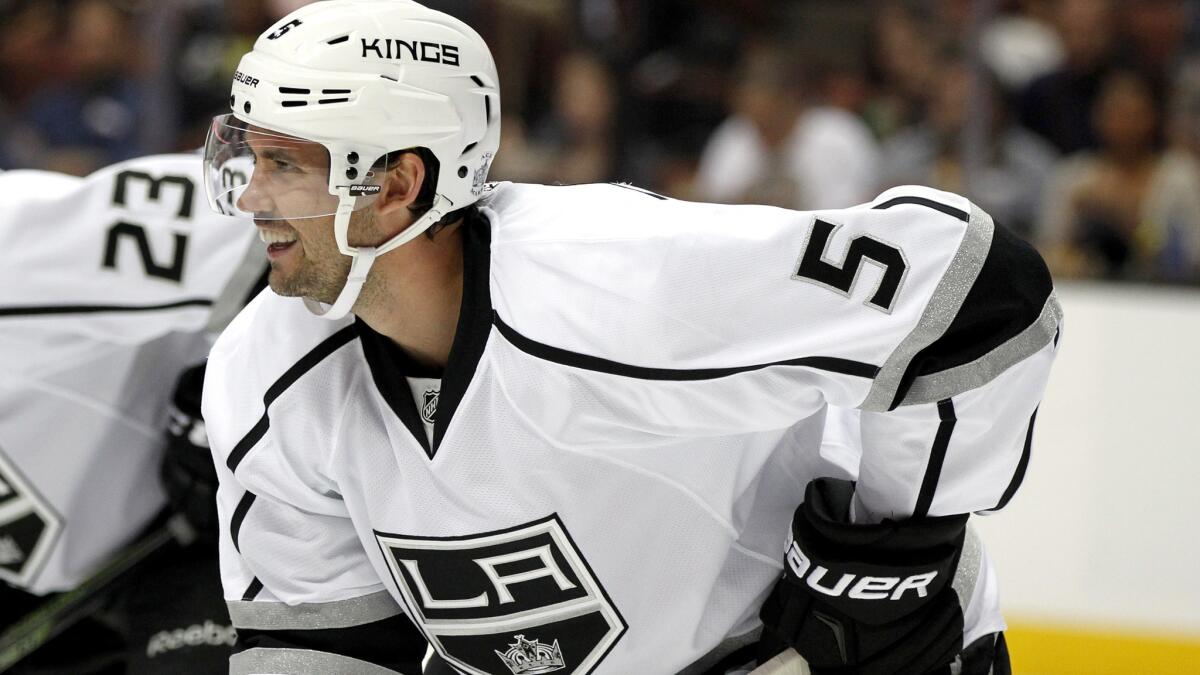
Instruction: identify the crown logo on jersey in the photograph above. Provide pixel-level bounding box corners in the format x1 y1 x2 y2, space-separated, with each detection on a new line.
494 634 565 674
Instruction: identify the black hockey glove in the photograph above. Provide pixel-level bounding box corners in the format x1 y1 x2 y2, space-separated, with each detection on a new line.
758 478 970 675
160 363 219 541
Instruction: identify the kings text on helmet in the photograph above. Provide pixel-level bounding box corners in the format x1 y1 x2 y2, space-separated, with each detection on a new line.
360 38 460 67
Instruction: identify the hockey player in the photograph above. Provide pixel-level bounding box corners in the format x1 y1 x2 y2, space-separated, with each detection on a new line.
201 2 1060 673
0 153 260 672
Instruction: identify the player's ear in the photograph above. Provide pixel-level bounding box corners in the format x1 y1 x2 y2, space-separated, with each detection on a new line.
372 152 426 216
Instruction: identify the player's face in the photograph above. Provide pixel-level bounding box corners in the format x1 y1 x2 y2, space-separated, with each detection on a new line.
235 129 351 303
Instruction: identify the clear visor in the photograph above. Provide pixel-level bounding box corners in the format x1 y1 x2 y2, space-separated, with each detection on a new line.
202 114 389 220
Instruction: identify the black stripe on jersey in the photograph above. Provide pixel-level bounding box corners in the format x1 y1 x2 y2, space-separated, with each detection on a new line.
232 614 427 673
913 399 956 518
433 210 494 451
230 491 257 553
991 408 1037 512
493 314 879 381
373 512 564 543
226 325 359 471
242 577 264 602
889 222 1053 410
0 298 213 317
873 195 969 222
608 182 668 200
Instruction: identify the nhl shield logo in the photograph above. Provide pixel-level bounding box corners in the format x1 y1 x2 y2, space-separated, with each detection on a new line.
421 388 439 425
0 448 63 588
376 514 625 675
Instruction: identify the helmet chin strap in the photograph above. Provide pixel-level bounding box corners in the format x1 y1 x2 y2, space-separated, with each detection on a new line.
303 192 451 321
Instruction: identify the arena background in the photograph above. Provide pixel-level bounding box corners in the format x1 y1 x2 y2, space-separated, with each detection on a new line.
2 0 1197 672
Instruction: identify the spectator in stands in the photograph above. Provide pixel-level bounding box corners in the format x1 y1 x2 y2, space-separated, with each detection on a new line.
0 0 61 169
1019 0 1118 154
1144 59 1200 282
22 0 148 175
862 1 946 140
1037 68 1200 282
693 40 879 210
1117 0 1190 77
491 50 620 186
880 59 1058 238
978 0 1065 94
167 0 280 150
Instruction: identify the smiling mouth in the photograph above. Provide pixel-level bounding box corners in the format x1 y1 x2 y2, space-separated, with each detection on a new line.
257 226 299 259
257 227 298 244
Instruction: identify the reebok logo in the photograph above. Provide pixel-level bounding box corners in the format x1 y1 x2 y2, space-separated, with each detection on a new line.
785 537 937 600
146 620 236 657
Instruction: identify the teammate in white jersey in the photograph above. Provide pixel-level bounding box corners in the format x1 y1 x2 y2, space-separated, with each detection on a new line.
201 2 1060 674
0 154 259 672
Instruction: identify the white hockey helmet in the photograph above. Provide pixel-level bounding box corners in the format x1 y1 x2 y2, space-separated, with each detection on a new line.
203 0 500 319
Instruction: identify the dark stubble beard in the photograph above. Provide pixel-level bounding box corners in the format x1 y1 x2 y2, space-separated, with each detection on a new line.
268 252 352 305
269 209 386 306
267 227 353 305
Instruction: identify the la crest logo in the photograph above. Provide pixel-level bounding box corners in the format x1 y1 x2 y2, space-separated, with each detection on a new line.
0 449 62 587
375 515 625 674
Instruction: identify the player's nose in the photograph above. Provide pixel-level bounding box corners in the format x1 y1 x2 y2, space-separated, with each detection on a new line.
236 172 275 215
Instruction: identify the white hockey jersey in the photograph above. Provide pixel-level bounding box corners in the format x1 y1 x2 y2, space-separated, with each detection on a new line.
0 154 257 594
205 183 1060 674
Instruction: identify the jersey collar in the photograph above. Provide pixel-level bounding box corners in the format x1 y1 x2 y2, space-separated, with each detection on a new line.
355 208 494 459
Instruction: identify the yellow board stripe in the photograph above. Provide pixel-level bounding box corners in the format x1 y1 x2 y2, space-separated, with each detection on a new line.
1006 621 1200 675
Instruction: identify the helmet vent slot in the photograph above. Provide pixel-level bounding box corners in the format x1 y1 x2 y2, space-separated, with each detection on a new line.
463 142 478 155
326 34 350 45
380 75 398 82
470 75 484 87
282 100 308 107
483 95 491 123
322 89 351 94
279 87 310 94
319 98 350 105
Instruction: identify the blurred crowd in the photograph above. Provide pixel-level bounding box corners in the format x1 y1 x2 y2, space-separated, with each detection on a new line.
3 0 1200 285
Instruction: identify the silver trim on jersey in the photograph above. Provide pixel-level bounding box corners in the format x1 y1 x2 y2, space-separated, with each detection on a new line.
951 525 983 611
860 203 995 411
900 293 1062 406
226 589 402 630
230 647 408 675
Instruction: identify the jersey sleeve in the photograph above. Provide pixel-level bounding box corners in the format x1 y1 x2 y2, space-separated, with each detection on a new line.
852 335 1055 522
204 294 425 674
0 154 260 595
213 460 424 674
849 191 1061 520
489 183 1060 519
